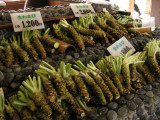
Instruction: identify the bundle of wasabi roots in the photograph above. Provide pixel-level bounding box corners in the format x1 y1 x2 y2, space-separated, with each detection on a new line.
0 39 160 120
0 28 60 67
54 12 140 50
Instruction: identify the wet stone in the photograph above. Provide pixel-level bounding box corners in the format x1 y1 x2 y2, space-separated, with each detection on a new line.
0 71 4 82
146 91 154 98
136 107 144 117
117 97 126 105
87 111 99 120
73 53 80 59
144 84 152 91
3 68 12 73
98 115 106 120
10 82 20 90
58 54 65 60
95 49 102 55
14 75 24 82
27 61 34 66
117 107 128 117
80 51 87 57
152 115 158 120
152 82 160 89
95 43 101 47
154 96 160 105
33 64 40 71
132 114 138 120
145 102 152 110
140 113 148 120
87 49 95 55
13 67 21 74
98 107 108 115
108 102 118 110
126 94 135 100
4 72 14 84
152 88 160 96
155 107 160 116
65 55 72 60
106 110 117 120
10 64 20 69
139 95 149 103
136 88 146 95
21 62 28 68
127 101 136 111
21 66 32 75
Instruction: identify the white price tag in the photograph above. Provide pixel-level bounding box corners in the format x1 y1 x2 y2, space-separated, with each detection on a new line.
10 11 45 32
70 3 95 17
142 17 155 31
107 36 136 57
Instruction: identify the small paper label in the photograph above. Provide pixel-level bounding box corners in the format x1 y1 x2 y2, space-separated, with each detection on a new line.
70 3 95 17
142 17 155 31
107 36 136 57
10 11 45 32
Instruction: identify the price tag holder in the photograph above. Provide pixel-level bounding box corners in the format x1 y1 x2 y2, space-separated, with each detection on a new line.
70 3 95 17
10 11 45 32
107 36 136 57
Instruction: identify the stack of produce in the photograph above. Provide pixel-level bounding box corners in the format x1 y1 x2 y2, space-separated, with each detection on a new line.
0 39 160 120
0 29 59 67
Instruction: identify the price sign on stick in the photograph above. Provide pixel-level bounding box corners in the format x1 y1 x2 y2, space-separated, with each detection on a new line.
107 36 136 57
70 3 95 17
10 11 45 32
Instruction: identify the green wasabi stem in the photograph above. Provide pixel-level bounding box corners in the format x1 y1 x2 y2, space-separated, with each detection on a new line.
60 62 78 96
1 37 14 67
121 50 144 91
22 75 52 116
22 29 38 60
10 35 29 62
144 39 160 77
0 89 5 120
60 19 85 50
87 61 114 100
42 28 60 49
13 91 37 112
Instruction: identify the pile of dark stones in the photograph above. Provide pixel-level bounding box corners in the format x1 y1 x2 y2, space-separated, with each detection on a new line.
0 3 113 24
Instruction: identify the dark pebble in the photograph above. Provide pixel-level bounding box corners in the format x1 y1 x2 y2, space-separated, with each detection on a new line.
136 88 146 95
2 87 9 94
155 107 160 116
98 115 106 120
136 107 144 117
27 61 34 66
152 88 160 96
0 71 4 82
95 43 101 47
10 65 20 69
152 82 159 89
73 53 80 59
14 75 24 82
106 110 117 120
132 113 138 120
145 102 152 110
21 67 32 75
65 55 72 60
33 64 40 71
87 49 95 55
117 97 126 105
10 82 20 90
21 62 28 68
139 95 150 103
4 72 14 84
108 102 118 110
144 84 152 91
52 55 60 61
154 96 160 105
94 49 102 55
152 115 158 120
87 111 99 120
68 59 76 64
140 113 148 120
13 67 21 74
58 54 65 60
80 51 88 57
85 56 91 64
146 91 154 98
126 94 135 100
3 68 12 73
117 107 128 117
127 101 136 111
98 107 108 115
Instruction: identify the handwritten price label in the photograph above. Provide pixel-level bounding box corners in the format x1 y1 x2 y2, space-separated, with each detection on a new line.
107 36 136 57
10 11 45 32
70 3 95 17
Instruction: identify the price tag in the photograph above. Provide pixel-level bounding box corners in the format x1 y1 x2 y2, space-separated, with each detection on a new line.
10 11 45 32
70 3 95 17
107 36 136 57
142 17 155 31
